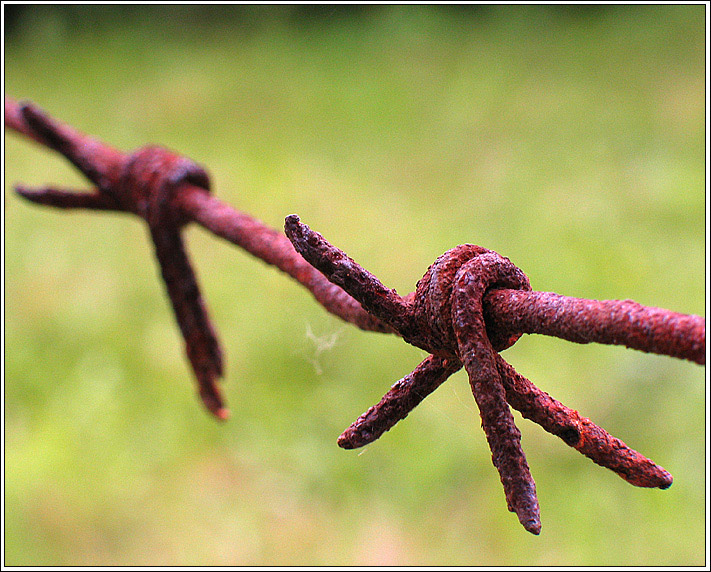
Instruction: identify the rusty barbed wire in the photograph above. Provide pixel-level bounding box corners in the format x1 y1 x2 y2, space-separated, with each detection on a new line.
5 97 705 534
5 97 392 418
284 216 696 533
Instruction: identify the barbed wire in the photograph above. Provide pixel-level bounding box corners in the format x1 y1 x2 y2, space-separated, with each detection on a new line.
5 96 705 534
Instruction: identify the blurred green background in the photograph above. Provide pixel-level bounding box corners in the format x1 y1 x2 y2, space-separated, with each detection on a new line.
4 4 705 566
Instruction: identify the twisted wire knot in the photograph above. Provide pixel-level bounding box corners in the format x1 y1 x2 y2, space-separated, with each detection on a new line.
411 246 539 531
284 214 679 534
120 145 211 226
9 100 228 419
412 245 531 355
120 147 225 417
284 215 542 531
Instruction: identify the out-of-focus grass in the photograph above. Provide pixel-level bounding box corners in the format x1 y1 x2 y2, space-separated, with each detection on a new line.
4 5 705 566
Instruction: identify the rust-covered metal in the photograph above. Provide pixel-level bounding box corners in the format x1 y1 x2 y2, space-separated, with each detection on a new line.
285 214 685 534
7 97 392 417
7 96 703 534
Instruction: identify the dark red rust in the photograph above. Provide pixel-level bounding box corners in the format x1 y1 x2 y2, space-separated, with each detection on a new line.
451 253 540 534
284 213 413 335
128 146 226 418
11 100 229 418
284 214 687 534
5 97 49 146
338 354 461 449
14 185 119 210
8 98 390 337
494 357 673 488
7 97 392 417
412 244 530 354
484 289 705 365
18 101 125 195
7 96 703 534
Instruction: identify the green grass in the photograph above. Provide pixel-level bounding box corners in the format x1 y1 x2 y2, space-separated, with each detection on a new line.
4 5 705 566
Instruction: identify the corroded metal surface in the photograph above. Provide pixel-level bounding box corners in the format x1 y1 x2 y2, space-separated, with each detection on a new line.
7 97 391 417
7 96 703 534
285 214 684 534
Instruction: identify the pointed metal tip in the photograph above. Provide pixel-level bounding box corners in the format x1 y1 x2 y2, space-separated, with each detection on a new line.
204 400 229 421
14 185 51 205
214 407 230 421
337 432 356 449
523 518 542 535
14 185 31 197
284 214 304 239
659 474 673 490
199 387 228 420
338 422 378 449
511 493 541 535
18 100 43 122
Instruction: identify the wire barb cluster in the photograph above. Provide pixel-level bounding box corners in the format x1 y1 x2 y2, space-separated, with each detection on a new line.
6 97 705 534
12 101 228 417
284 215 680 534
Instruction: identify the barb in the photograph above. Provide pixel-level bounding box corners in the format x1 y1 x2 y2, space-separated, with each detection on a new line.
6 97 392 418
284 214 686 533
6 98 392 336
7 97 704 534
